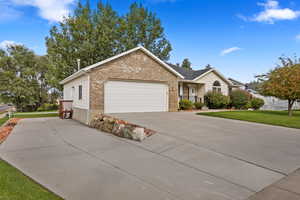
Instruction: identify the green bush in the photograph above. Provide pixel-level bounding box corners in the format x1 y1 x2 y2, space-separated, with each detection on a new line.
194 102 204 110
37 103 59 112
245 101 252 109
204 92 230 109
250 98 264 110
179 99 194 110
230 89 251 109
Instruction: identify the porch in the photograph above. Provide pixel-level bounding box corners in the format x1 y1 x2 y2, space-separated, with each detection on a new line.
178 81 205 103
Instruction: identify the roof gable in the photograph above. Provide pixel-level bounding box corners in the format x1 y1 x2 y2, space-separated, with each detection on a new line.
60 46 184 84
168 64 212 80
228 78 245 86
193 69 232 85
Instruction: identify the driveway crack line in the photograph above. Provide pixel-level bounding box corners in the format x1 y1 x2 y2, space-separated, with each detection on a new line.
156 131 288 176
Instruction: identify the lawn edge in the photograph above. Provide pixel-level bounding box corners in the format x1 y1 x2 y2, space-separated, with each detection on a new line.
197 112 300 130
0 158 63 200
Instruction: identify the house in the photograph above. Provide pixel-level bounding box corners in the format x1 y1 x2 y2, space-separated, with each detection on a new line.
60 46 234 124
228 78 246 91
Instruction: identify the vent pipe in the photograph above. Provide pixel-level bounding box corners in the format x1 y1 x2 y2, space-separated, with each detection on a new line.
77 59 81 71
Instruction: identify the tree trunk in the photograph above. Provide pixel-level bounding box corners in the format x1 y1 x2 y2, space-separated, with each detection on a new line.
288 99 295 117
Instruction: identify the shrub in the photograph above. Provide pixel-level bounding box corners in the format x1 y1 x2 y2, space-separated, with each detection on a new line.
230 89 251 109
205 92 230 109
194 102 204 110
179 99 194 110
37 103 59 112
250 98 264 110
245 101 252 110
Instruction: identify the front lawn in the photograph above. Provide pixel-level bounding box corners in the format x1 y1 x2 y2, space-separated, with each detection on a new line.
14 113 58 118
198 110 300 129
0 159 62 200
0 117 8 126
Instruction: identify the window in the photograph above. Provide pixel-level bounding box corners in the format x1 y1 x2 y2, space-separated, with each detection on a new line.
78 85 82 100
71 86 75 99
212 81 221 93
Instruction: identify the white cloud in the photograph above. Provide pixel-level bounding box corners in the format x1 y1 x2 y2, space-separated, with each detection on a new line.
296 34 300 41
0 40 22 49
10 0 75 22
253 0 300 23
220 47 242 56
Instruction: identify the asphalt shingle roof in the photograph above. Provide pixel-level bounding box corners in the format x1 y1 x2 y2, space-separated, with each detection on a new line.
167 63 212 80
228 78 245 86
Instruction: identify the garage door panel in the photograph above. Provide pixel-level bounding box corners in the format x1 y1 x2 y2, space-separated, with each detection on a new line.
104 81 168 113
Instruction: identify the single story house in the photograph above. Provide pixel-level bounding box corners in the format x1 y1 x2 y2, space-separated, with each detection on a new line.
60 46 236 124
228 78 246 91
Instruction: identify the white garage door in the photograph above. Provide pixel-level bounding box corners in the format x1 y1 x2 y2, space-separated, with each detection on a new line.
104 81 169 113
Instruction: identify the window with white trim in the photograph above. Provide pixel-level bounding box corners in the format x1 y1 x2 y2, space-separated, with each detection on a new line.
78 85 82 100
212 81 221 93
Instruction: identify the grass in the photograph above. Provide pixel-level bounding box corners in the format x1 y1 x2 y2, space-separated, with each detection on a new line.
0 112 60 199
0 159 62 200
15 111 58 114
198 110 300 129
13 113 58 118
0 117 8 126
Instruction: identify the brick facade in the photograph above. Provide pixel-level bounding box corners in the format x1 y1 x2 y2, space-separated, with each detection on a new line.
88 50 180 119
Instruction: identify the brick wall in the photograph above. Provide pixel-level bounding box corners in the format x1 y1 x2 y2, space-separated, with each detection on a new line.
88 50 180 119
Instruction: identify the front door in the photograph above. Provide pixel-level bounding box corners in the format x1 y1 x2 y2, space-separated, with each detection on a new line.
189 87 196 102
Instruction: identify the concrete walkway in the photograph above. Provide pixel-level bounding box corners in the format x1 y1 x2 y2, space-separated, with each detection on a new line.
0 113 300 199
248 169 300 199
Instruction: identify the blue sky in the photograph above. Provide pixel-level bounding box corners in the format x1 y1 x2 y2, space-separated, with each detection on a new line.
1 0 300 82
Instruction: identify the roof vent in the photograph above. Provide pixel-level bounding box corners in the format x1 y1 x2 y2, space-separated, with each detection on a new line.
77 59 81 71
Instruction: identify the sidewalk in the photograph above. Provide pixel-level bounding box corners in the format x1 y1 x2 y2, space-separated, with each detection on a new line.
248 169 300 200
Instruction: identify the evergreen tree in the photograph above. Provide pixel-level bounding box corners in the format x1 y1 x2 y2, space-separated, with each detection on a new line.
181 58 192 69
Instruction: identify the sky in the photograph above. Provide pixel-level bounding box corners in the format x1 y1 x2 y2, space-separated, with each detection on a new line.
1 0 300 83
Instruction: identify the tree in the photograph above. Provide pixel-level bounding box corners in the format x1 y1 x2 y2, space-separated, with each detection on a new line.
0 45 51 111
181 58 191 69
257 57 300 116
121 3 172 60
46 1 172 90
46 1 122 90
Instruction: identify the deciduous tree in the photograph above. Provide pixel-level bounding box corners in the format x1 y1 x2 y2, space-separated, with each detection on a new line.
0 45 51 111
46 1 172 90
257 57 300 116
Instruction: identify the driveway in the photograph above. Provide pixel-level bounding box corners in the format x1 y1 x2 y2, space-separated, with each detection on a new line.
0 113 299 200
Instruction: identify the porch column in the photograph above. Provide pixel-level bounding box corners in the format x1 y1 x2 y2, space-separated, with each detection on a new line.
179 82 183 101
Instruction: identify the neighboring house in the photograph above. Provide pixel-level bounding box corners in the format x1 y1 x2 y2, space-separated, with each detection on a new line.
248 89 300 111
228 78 246 91
60 46 234 124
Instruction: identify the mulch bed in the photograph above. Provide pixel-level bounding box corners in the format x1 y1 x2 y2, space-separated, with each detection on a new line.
0 118 22 144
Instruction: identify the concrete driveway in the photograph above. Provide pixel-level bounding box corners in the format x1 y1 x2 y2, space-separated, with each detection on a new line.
0 113 300 200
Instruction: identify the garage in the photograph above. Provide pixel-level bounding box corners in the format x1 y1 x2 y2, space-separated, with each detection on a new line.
104 81 169 113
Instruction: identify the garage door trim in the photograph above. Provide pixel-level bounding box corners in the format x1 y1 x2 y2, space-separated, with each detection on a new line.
104 80 169 113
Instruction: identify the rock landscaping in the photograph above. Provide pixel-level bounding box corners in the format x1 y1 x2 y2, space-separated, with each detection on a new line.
0 118 21 144
90 114 155 141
